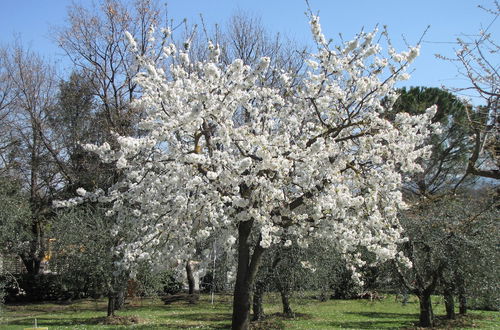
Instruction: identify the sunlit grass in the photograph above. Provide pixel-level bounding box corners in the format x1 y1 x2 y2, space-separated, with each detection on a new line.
1 294 498 329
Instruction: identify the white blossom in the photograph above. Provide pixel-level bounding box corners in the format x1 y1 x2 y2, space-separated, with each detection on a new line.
58 14 437 276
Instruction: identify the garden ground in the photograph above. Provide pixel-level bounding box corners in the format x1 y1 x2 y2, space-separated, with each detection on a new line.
1 294 498 329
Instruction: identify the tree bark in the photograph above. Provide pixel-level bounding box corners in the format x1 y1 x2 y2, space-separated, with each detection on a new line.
279 285 293 317
457 276 467 314
444 289 455 319
108 272 127 314
107 291 116 317
25 124 45 277
186 260 196 294
114 289 125 310
459 292 467 315
319 285 329 301
418 292 434 327
20 253 41 275
274 275 293 317
20 220 44 275
252 281 265 321
231 219 266 330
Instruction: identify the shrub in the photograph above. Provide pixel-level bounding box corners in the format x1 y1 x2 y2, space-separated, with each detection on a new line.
133 266 183 297
2 273 70 303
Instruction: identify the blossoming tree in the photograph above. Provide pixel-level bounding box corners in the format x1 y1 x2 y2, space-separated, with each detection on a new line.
58 14 439 329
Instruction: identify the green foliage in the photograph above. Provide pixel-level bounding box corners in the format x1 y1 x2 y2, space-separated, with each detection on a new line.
389 87 473 195
48 72 96 147
470 289 500 311
2 273 70 303
397 188 499 312
391 86 467 121
0 275 7 308
50 207 186 301
133 264 183 296
255 239 363 302
50 206 115 300
0 176 31 255
0 177 29 309
48 72 115 195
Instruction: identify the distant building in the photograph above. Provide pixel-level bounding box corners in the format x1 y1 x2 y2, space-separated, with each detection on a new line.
0 252 26 274
0 238 56 275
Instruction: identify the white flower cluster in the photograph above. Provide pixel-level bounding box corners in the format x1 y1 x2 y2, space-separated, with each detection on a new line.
58 14 438 273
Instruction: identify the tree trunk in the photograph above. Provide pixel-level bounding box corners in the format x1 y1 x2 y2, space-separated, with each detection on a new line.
252 281 265 321
108 272 127 314
444 289 455 319
459 292 467 315
114 289 125 310
279 286 293 317
457 276 467 314
186 260 196 294
20 254 41 275
275 276 293 317
27 124 45 277
231 220 266 330
20 221 44 275
319 285 329 301
107 291 116 317
418 292 434 327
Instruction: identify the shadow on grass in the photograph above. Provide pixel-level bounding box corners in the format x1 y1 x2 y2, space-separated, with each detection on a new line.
3 316 104 327
154 312 232 329
162 312 232 322
324 321 411 329
345 311 417 318
153 323 230 329
320 311 417 329
5 300 106 314
5 312 233 328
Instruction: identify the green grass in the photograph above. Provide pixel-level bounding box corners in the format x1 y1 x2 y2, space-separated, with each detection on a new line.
1 294 498 329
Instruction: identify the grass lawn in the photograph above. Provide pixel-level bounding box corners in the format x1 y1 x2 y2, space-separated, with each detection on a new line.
0 294 498 329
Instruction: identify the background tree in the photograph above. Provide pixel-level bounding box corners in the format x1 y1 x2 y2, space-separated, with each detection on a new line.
252 240 310 320
47 71 118 196
0 175 31 256
389 86 473 195
439 1 499 180
0 49 19 165
0 44 59 276
387 87 475 327
438 189 499 314
394 190 498 324
50 206 114 301
53 0 170 314
394 199 451 327
55 0 167 137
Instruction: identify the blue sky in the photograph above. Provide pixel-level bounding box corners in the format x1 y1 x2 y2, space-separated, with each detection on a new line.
0 0 497 97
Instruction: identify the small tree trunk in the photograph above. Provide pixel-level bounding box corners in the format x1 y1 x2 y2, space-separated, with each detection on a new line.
319 285 329 301
459 292 467 315
418 292 434 327
232 220 266 330
114 289 125 310
280 286 293 317
252 281 265 321
20 221 44 276
457 276 467 314
186 260 196 294
20 254 41 275
108 271 127 314
274 276 293 317
444 289 455 319
107 291 116 317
